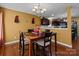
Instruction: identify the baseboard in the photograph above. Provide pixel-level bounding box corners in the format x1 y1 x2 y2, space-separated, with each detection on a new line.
5 39 72 48
52 40 72 48
5 40 19 45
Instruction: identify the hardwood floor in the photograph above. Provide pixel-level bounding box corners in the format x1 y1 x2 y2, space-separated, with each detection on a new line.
0 37 79 56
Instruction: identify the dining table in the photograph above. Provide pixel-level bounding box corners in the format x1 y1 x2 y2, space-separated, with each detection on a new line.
25 32 57 56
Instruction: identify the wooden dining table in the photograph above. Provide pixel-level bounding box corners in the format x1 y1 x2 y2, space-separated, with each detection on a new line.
25 32 57 56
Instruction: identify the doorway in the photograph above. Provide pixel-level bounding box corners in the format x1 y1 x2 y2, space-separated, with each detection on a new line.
0 12 4 47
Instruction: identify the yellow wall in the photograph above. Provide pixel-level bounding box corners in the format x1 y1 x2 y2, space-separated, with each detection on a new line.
3 8 40 43
1 7 72 46
50 29 71 46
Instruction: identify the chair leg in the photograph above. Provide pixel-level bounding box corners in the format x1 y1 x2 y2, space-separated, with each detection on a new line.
19 41 21 50
35 44 38 55
49 45 52 56
43 47 45 56
19 42 22 56
22 42 24 56
36 44 39 55
32 42 35 56
22 46 24 56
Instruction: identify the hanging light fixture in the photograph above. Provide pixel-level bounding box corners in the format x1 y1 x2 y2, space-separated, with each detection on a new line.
32 3 47 17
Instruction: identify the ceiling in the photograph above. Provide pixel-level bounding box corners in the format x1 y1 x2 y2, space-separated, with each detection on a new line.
0 3 79 18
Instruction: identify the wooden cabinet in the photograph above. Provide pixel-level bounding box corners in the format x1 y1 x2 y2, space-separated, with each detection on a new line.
52 19 67 28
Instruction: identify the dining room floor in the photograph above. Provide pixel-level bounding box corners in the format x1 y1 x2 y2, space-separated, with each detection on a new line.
0 37 79 56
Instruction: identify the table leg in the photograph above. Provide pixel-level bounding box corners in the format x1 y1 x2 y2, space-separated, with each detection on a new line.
55 34 57 56
29 40 32 56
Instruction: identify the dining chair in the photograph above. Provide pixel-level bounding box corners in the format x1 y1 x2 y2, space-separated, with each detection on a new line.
19 32 29 56
34 32 52 56
19 32 35 56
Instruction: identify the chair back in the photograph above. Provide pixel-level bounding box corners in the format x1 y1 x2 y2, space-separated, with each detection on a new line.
20 32 24 41
28 29 34 33
19 32 24 50
45 29 50 32
44 32 52 46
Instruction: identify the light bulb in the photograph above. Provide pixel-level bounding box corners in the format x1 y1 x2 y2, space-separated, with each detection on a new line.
41 10 44 13
34 5 38 9
43 8 46 11
32 8 36 11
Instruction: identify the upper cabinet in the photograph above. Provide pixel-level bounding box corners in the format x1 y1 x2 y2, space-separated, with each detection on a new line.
52 18 67 28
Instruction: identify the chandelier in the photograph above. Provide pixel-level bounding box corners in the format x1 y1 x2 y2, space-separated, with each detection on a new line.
32 3 46 16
